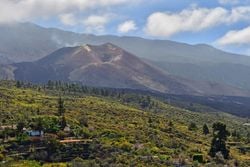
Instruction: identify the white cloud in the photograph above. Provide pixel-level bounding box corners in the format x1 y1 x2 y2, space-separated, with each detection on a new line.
84 15 109 27
59 13 77 26
218 0 250 5
216 26 250 45
145 6 250 37
118 20 137 33
0 0 131 23
219 0 239 5
83 15 110 33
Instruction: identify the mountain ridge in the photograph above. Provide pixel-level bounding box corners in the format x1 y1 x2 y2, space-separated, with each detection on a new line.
1 43 249 97
0 22 249 63
1 23 250 90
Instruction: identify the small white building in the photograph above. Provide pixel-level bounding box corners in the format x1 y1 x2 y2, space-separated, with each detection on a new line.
26 130 44 137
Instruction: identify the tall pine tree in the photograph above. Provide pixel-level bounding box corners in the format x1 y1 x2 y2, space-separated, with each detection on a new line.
58 96 65 116
209 122 230 159
203 124 209 135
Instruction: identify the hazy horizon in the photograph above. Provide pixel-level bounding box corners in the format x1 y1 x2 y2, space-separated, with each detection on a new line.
1 0 250 55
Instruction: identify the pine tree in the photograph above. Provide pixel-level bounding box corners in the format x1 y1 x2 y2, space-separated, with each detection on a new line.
16 121 25 134
209 122 230 159
203 124 209 135
47 80 54 89
60 116 67 129
16 81 22 88
247 132 250 144
36 108 40 115
57 96 65 116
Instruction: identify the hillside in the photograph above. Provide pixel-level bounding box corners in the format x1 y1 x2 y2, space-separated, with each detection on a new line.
5 43 196 94
1 23 250 90
1 43 249 97
1 23 250 65
0 81 249 166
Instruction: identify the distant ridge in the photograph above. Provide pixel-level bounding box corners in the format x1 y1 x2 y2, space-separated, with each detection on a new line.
0 22 250 90
0 43 249 97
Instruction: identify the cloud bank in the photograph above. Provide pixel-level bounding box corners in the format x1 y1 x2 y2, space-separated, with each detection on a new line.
83 15 111 33
218 0 240 5
145 6 250 37
59 13 77 26
118 20 137 33
0 0 130 23
216 26 250 45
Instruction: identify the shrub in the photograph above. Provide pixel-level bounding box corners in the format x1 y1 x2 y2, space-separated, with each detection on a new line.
188 122 197 131
0 153 4 161
80 127 90 138
116 140 133 151
57 131 66 140
158 155 170 161
16 133 29 143
29 151 48 161
72 157 100 167
193 154 203 163
79 115 88 127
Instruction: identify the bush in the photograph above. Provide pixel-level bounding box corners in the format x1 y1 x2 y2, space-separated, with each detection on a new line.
57 131 66 140
188 122 197 131
193 154 203 163
72 157 100 167
158 155 170 161
0 153 4 161
45 137 62 156
29 151 48 161
116 140 133 151
32 116 61 133
16 133 29 143
151 146 160 153
80 127 90 138
5 160 41 167
215 152 225 164
79 115 88 127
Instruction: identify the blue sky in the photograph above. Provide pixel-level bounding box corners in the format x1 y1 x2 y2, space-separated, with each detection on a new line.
1 0 250 55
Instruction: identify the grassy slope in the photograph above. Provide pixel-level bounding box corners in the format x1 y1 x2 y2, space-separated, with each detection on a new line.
0 83 249 166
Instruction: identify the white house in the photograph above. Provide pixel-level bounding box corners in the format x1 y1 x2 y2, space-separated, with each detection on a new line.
26 130 44 137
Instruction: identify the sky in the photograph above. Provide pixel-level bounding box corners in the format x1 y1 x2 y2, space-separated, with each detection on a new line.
1 0 250 55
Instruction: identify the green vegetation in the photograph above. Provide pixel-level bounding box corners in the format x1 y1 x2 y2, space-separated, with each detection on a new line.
0 80 249 166
188 122 198 131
